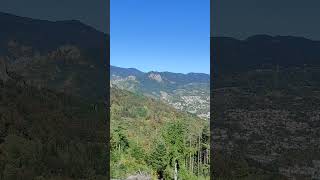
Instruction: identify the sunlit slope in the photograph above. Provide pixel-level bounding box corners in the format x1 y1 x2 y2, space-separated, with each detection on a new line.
110 87 210 179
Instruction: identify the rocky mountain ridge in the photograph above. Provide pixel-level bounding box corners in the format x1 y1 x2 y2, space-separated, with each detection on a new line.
111 65 210 119
0 12 109 101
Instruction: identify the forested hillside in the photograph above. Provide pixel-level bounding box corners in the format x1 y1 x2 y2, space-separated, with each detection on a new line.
110 87 210 179
212 35 320 179
0 73 108 179
0 12 109 179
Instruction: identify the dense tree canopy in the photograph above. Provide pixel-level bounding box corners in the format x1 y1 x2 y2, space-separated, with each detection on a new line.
0 77 108 180
110 87 210 179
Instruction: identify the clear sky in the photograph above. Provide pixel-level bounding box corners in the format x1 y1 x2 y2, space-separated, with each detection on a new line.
111 0 210 74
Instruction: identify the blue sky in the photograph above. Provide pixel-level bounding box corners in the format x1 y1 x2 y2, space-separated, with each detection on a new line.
111 0 210 74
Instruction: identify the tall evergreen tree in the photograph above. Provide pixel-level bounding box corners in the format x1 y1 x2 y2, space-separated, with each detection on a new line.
149 141 167 179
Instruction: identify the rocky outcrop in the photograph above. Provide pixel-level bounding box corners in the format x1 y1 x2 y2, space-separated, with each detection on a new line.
148 73 162 82
126 174 151 180
49 45 81 60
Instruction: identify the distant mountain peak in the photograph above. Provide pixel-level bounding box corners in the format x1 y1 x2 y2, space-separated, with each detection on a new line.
212 34 320 74
246 34 274 41
127 67 141 71
245 34 312 42
213 34 315 42
0 11 108 54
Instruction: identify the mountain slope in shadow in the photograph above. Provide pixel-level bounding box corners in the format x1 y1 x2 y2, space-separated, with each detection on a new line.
212 35 320 179
0 12 109 179
212 35 320 74
0 12 109 101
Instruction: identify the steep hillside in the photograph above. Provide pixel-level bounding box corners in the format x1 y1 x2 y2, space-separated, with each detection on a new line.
0 11 108 66
0 12 109 179
110 87 210 179
0 12 108 102
111 66 210 119
212 35 320 179
0 73 108 179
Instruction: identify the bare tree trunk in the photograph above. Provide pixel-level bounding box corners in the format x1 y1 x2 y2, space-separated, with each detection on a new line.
185 156 187 169
189 139 192 171
198 134 201 176
174 160 178 180
207 149 209 164
200 150 202 176
191 155 194 173
197 151 200 176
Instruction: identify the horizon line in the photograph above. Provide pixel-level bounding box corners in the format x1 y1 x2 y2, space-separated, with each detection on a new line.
110 65 210 75
0 10 108 34
211 34 319 41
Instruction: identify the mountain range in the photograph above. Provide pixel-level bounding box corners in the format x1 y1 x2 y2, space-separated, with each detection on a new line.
0 12 108 57
0 11 209 179
212 35 320 74
110 65 210 119
5 10 320 179
0 12 108 101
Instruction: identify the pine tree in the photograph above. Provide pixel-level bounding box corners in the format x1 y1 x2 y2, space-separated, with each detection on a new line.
149 141 167 179
162 121 185 179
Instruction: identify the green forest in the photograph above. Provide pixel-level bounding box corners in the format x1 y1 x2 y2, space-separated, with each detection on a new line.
110 88 210 179
0 74 108 180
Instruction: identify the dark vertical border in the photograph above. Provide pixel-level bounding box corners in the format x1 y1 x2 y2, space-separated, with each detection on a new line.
106 0 111 178
210 0 214 179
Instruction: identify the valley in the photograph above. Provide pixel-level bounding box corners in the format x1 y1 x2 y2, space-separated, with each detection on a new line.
110 66 210 120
